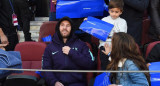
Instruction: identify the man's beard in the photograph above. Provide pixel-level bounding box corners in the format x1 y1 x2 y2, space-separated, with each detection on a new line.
60 30 70 38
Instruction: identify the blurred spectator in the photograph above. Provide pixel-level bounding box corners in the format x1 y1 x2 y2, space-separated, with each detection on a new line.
43 17 95 86
49 0 57 21
35 0 49 17
148 0 160 41
0 0 19 51
102 32 150 86
13 0 33 41
120 0 149 45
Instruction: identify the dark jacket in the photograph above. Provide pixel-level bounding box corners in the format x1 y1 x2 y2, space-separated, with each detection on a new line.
0 0 17 35
149 0 160 41
121 0 149 45
42 17 95 86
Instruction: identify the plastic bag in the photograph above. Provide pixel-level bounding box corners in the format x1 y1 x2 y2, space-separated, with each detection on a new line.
56 0 104 19
80 16 113 41
94 72 111 86
149 62 160 86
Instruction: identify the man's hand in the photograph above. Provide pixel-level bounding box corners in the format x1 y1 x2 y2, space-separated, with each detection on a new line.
0 34 9 45
62 46 71 55
55 81 64 86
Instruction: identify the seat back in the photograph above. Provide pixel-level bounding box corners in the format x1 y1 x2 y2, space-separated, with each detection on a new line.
141 18 151 45
91 36 99 46
97 49 101 70
14 42 46 78
38 21 57 42
5 42 47 86
85 42 94 84
146 41 160 59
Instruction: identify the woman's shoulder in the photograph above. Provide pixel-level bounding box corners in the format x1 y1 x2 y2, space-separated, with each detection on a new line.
124 59 140 70
124 59 136 67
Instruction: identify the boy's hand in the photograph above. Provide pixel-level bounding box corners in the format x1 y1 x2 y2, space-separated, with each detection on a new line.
146 63 151 68
52 0 57 5
84 18 88 21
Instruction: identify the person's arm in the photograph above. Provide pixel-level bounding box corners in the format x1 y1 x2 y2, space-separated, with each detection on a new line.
0 28 9 45
42 46 60 86
68 42 95 70
125 60 149 86
123 0 149 11
150 0 160 36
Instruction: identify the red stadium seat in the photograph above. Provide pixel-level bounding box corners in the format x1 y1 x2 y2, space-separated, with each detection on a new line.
145 41 160 59
85 42 94 84
5 42 46 86
141 18 151 45
38 21 57 43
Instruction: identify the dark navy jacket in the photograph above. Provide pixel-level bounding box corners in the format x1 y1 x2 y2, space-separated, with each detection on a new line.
121 0 149 45
43 33 95 86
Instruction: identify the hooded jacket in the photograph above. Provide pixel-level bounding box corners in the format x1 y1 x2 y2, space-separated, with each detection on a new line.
42 17 95 86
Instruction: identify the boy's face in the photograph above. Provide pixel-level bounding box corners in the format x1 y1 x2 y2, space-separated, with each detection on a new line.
109 8 122 20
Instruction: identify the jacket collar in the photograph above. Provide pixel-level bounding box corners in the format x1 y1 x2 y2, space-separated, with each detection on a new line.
109 57 127 67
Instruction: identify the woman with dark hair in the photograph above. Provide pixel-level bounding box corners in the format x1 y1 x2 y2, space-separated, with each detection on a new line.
102 32 150 86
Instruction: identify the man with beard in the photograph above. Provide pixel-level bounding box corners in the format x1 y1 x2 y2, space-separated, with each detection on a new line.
42 17 95 86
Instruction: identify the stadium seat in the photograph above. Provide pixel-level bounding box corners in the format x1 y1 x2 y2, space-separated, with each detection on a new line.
141 18 151 45
97 49 101 71
5 42 46 86
145 41 160 59
91 36 99 47
85 42 94 84
38 21 57 43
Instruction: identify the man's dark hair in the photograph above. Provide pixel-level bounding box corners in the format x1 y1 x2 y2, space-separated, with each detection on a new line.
108 0 124 11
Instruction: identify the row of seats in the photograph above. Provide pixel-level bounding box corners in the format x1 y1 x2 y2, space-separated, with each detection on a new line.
6 12 151 85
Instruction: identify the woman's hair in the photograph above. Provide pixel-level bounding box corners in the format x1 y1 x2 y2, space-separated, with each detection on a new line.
108 0 124 11
106 32 150 84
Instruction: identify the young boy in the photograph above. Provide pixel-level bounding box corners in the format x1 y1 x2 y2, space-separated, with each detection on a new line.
99 0 127 70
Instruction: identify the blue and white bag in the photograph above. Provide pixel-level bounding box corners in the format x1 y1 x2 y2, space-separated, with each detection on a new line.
56 0 104 19
80 16 113 41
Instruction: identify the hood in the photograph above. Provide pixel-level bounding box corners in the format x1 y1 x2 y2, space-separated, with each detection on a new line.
55 16 75 43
